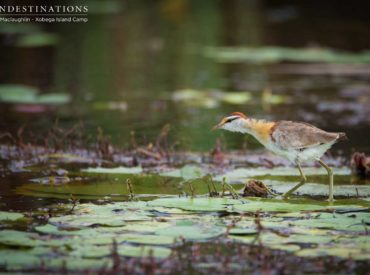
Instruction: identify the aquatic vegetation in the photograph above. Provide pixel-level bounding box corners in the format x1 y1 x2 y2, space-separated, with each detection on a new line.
204 46 370 64
0 85 70 105
0 194 369 271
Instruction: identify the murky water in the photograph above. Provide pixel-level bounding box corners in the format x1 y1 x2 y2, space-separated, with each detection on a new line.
0 1 369 152
0 1 369 271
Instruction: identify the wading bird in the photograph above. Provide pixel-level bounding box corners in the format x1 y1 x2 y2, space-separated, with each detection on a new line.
212 112 347 201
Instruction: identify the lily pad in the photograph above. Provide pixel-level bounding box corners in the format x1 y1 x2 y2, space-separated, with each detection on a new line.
0 84 70 105
46 257 112 270
220 92 251 104
82 166 143 174
204 46 370 64
148 197 243 212
121 234 176 245
0 85 38 103
295 246 370 260
156 223 224 240
233 200 325 213
37 93 71 104
49 214 127 227
71 245 112 258
0 211 24 221
0 230 40 247
118 245 171 258
0 250 40 270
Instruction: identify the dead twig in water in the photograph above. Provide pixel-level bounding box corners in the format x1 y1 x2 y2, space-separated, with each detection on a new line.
126 178 135 201
222 177 239 199
204 175 218 197
68 194 79 214
188 181 195 198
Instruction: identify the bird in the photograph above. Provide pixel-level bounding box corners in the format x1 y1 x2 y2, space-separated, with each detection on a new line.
212 112 347 201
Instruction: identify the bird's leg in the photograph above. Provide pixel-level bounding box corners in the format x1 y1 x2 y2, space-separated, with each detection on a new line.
317 159 334 202
283 163 306 199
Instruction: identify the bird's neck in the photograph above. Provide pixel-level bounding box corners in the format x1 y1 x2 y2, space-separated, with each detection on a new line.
239 118 276 144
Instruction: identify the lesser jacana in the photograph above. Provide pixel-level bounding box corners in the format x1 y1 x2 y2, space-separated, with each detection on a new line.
213 112 347 201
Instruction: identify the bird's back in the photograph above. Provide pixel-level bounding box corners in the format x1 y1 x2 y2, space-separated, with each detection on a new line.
271 121 346 150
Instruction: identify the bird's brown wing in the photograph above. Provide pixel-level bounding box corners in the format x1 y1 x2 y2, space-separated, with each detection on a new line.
271 121 343 150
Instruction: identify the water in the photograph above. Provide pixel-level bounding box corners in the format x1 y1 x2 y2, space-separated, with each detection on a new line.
0 1 370 272
0 0 369 152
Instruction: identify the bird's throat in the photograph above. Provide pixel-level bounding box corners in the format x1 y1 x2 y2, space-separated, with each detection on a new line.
240 118 276 144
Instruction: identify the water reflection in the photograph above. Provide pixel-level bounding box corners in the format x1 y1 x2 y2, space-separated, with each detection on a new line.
0 0 369 153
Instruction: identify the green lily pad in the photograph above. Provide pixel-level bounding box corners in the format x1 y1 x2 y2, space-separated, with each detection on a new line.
0 85 38 103
233 200 325 213
81 166 143 174
49 214 127 227
220 92 251 104
121 234 176 245
118 245 171 258
204 46 370 64
37 93 71 104
0 211 24 221
71 245 112 258
295 246 370 260
0 84 70 105
0 250 40 270
46 257 112 270
156 224 224 240
123 221 172 233
148 197 242 212
0 230 40 247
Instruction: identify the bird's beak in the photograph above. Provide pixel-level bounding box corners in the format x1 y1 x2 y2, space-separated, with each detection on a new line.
211 124 221 131
211 119 225 131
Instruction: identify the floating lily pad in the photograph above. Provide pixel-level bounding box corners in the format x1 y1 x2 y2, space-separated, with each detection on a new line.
71 245 112 258
49 214 127 227
220 92 251 105
37 93 71 104
0 211 24 221
82 166 143 174
121 234 176 245
118 245 171 258
204 46 370 64
0 230 40 247
0 250 40 270
295 247 369 260
46 257 112 270
233 200 325 213
123 221 172 233
148 197 243 212
0 84 70 105
156 223 224 240
0 85 38 103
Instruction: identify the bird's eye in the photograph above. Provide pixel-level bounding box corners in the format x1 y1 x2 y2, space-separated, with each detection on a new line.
225 117 238 123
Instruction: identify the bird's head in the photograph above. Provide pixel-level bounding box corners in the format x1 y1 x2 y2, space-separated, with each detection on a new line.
212 112 248 132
